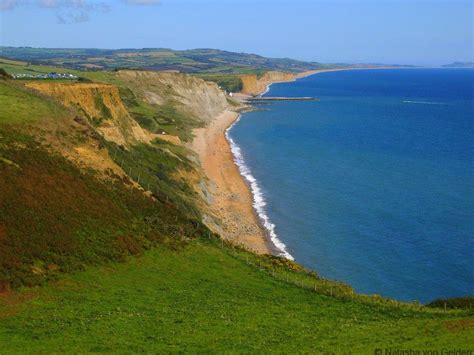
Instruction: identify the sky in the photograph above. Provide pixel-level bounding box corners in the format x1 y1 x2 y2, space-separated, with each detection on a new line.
0 0 472 66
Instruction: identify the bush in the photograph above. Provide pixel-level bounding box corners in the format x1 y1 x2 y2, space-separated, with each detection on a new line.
77 76 92 82
427 296 474 310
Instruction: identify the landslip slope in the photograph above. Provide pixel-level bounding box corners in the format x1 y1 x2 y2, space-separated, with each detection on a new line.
24 82 156 147
117 70 229 125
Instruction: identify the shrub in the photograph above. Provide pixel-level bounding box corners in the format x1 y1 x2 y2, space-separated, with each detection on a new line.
427 296 474 310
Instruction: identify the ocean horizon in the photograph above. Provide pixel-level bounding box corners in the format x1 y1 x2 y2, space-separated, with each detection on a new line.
228 68 474 303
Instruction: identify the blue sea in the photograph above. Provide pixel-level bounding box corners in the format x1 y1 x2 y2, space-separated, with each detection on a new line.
228 69 474 303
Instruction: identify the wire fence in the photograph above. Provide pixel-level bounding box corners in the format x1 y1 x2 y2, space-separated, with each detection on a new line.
194 234 470 316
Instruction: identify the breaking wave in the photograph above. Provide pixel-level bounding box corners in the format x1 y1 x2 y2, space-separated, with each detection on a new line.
225 116 294 260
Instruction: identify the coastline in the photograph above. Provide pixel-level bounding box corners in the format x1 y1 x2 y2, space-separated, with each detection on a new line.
194 66 399 258
192 110 272 255
259 67 403 96
224 117 295 260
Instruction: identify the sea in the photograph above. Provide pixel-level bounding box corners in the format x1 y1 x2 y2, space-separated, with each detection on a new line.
227 68 474 303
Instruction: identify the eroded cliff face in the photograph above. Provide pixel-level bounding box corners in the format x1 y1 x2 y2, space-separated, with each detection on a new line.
23 72 233 195
240 71 297 96
117 70 229 125
25 82 155 147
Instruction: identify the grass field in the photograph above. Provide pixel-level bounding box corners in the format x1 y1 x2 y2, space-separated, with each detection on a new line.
0 47 327 74
0 241 472 352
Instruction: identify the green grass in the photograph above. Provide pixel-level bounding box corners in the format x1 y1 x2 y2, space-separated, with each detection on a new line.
0 59 73 76
0 81 66 124
0 59 123 86
195 73 243 92
0 241 472 353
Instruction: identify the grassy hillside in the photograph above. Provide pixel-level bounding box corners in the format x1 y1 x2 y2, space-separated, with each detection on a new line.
1 241 472 352
0 64 472 352
194 73 244 93
0 79 205 290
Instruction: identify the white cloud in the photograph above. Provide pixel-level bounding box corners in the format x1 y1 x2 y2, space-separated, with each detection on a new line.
0 0 22 10
0 0 111 23
0 0 162 23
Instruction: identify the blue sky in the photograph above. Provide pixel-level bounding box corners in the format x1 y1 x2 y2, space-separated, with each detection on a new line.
0 0 472 65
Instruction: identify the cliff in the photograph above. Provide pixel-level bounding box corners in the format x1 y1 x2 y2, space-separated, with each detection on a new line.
117 70 229 125
240 71 297 96
25 82 155 147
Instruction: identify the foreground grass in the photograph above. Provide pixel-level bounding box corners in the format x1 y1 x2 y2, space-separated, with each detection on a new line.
0 242 472 353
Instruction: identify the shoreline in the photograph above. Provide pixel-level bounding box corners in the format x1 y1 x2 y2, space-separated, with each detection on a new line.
194 66 402 258
224 116 295 260
192 110 272 255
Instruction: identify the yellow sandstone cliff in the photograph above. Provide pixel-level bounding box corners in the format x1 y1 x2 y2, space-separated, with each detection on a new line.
25 82 155 147
240 71 297 96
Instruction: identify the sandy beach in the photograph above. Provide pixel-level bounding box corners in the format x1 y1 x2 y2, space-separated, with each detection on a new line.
193 110 272 254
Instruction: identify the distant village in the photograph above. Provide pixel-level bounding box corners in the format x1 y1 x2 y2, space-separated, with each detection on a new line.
12 72 78 80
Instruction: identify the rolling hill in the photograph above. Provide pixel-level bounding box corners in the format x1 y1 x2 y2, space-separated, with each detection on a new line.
0 47 331 74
